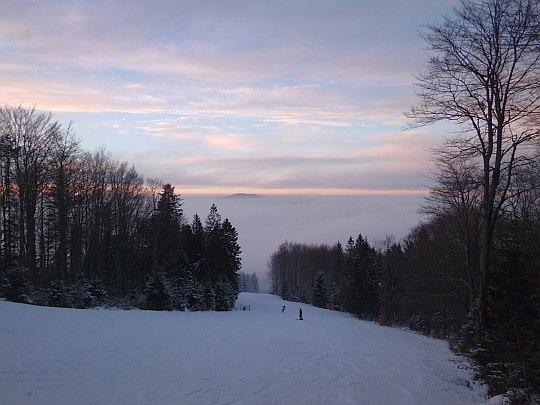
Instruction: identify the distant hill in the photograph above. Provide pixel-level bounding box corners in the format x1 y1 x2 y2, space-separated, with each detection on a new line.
222 193 263 199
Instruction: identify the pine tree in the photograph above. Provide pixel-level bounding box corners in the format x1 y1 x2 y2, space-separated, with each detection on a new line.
151 184 183 274
205 203 221 230
144 272 171 311
199 205 242 310
184 214 205 265
182 214 206 284
202 204 223 284
313 272 327 308
340 235 378 318
221 218 241 293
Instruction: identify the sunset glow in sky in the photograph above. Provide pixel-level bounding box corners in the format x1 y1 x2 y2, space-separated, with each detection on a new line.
2 0 468 284
1 0 459 196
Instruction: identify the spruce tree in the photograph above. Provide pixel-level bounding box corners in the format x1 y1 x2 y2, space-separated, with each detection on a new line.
202 204 223 284
340 234 378 318
221 218 241 293
151 184 183 274
183 214 205 281
199 205 242 310
144 272 171 311
313 273 327 308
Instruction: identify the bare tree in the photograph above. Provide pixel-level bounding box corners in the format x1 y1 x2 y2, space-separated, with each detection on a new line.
48 124 80 280
420 155 483 311
0 126 18 265
0 106 63 281
408 0 540 335
109 162 145 294
79 148 114 279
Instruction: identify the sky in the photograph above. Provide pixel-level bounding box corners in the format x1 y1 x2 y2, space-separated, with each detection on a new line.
1 0 460 289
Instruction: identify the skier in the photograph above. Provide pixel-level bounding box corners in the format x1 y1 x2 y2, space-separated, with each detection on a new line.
281 305 286 312
299 308 303 320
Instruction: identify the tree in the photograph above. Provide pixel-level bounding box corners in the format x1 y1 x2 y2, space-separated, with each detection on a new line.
48 125 80 281
151 184 183 274
312 272 327 308
221 218 241 292
374 236 407 325
0 130 18 267
340 235 378 318
200 207 240 309
78 148 112 280
182 214 206 281
0 106 63 282
108 162 145 294
420 156 483 320
144 272 171 311
202 204 223 283
408 0 540 335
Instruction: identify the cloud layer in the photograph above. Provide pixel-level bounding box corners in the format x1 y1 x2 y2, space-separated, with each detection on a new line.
183 194 425 290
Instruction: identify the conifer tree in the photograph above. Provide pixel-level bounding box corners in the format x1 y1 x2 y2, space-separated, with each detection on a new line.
198 205 242 310
144 272 171 311
221 218 241 293
151 184 183 274
340 235 378 318
182 214 205 281
313 273 327 308
202 204 223 283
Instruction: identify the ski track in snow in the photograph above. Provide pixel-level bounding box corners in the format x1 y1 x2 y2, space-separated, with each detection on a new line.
0 293 491 405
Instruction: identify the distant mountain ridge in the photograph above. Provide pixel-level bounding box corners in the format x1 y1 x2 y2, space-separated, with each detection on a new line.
222 193 263 199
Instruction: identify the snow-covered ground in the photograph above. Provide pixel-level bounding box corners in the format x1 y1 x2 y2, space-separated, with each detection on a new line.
1 293 492 405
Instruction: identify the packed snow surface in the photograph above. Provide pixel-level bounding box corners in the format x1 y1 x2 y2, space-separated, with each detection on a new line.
1 293 490 405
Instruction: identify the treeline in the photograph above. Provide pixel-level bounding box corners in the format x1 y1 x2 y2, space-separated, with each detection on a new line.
268 153 540 401
238 272 260 293
267 237 393 319
0 105 241 311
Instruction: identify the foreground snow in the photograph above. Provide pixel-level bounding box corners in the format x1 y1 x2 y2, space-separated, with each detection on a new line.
1 293 491 405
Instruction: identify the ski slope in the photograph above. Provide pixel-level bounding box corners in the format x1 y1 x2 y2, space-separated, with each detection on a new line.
0 293 491 405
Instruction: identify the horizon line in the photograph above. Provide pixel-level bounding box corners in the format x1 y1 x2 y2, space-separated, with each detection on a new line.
175 187 429 197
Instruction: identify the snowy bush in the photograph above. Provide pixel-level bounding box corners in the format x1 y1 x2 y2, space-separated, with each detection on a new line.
407 314 431 335
43 278 109 309
45 280 72 307
0 267 32 303
104 288 143 310
71 278 109 308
